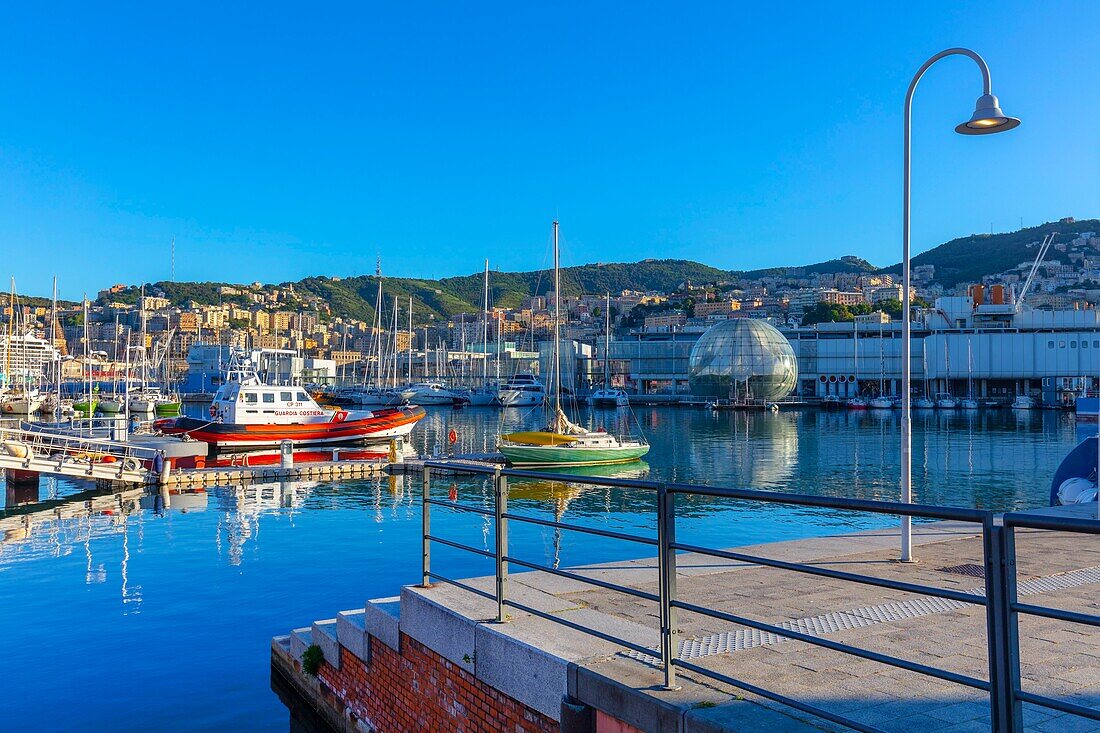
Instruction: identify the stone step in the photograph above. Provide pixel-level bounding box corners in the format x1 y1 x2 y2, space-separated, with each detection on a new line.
311 619 340 670
290 627 312 662
365 595 401 652
336 609 368 662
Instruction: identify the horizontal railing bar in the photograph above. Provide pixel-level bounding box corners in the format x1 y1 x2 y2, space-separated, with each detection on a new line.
667 482 989 522
426 571 496 602
1002 512 1100 534
425 534 496 560
1015 689 1100 721
502 555 660 603
673 599 990 692
423 462 990 521
503 598 657 658
424 498 495 517
671 541 986 606
674 658 886 733
501 512 659 546
1012 601 1100 628
422 461 661 491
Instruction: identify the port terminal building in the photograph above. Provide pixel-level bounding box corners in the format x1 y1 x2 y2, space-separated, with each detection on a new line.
602 295 1100 407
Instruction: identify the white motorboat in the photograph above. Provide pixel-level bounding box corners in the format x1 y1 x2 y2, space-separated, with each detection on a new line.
497 373 545 407
914 396 936 409
589 387 629 407
935 393 958 409
459 386 498 406
869 396 893 409
407 381 459 406
960 397 980 409
1011 394 1036 410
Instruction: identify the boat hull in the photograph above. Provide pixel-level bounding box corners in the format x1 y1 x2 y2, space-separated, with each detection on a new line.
497 391 543 407
154 406 426 449
497 443 650 467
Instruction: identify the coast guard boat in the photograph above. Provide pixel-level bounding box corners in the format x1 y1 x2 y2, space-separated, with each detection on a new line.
155 351 424 450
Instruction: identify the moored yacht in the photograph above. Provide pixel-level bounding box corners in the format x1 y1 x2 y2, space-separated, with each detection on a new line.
588 387 630 407
406 381 460 406
497 373 545 407
1011 394 1036 410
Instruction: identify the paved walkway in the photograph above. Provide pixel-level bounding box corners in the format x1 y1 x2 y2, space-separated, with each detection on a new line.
423 505 1100 732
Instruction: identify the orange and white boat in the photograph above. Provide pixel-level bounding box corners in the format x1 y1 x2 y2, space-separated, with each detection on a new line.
154 350 424 450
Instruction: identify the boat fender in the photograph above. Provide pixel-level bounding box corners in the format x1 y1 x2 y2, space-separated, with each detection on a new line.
1 441 30 459
153 453 165 475
1057 477 1098 505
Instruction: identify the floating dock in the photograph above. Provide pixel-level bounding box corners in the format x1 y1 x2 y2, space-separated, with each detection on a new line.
161 459 388 489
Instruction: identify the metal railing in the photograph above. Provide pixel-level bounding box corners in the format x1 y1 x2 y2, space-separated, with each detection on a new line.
420 461 1100 733
0 425 163 476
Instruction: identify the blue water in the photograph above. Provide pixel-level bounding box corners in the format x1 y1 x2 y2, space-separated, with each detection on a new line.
0 405 1083 731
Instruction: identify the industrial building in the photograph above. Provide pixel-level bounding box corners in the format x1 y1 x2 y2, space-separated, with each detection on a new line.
599 292 1100 407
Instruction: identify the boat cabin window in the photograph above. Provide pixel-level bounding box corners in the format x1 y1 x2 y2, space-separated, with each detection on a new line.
244 393 258 404
263 393 275 404
280 391 293 402
297 392 309 401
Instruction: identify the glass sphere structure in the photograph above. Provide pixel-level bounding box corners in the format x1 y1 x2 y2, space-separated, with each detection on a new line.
688 319 798 400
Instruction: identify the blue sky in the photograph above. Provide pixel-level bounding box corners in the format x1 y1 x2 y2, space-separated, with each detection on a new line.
0 2 1096 298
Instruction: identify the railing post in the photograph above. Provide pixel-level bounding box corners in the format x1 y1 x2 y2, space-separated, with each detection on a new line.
421 465 431 587
983 517 1022 733
494 468 508 623
657 482 679 690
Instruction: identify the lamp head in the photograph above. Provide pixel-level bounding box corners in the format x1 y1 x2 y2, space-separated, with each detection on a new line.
955 93 1020 135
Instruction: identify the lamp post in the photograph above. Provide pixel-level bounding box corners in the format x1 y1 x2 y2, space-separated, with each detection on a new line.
900 49 1019 562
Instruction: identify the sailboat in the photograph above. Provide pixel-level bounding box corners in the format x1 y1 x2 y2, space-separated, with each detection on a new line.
868 321 892 409
847 320 868 409
913 338 935 409
0 279 47 415
497 222 649 467
960 338 979 409
589 292 629 407
461 260 498 406
72 296 99 417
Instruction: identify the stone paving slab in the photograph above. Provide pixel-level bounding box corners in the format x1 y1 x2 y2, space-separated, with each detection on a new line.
553 519 1100 732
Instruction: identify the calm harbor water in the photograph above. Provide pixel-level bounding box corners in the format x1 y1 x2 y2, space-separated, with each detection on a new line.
0 405 1084 731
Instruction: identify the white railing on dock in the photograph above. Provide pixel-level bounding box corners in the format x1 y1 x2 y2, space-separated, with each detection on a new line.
0 426 161 483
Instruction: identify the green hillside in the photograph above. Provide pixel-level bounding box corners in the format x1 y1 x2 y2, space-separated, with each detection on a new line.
880 219 1100 287
84 218 1098 324
739 255 877 280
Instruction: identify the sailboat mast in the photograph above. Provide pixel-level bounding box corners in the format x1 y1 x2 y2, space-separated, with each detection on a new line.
482 259 489 383
604 292 611 389
4 278 13 391
140 285 148 388
51 276 59 412
552 221 561 416
391 297 399 389
407 296 413 384
83 293 90 401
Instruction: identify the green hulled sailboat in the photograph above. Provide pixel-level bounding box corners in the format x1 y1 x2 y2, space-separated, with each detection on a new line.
497 221 649 468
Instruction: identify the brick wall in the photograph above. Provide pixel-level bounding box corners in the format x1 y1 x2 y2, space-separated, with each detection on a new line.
317 631 559 733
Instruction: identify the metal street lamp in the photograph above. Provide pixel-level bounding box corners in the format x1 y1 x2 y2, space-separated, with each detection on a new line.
900 48 1019 562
